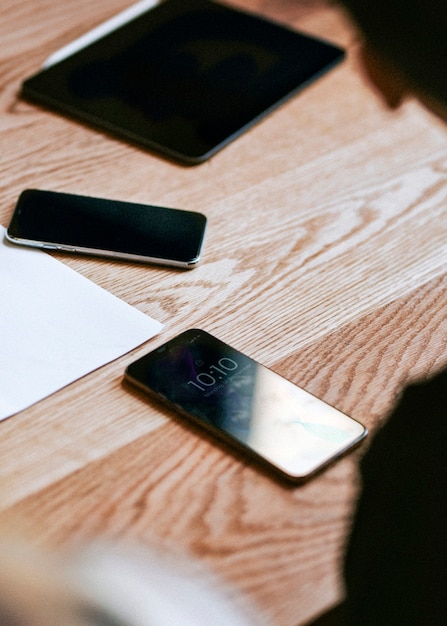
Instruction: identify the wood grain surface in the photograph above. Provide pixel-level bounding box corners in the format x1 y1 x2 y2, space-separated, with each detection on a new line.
1 1 447 624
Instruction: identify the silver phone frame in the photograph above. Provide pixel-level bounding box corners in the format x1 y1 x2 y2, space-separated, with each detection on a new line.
5 231 203 269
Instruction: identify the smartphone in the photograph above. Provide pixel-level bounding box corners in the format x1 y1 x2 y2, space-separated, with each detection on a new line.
6 189 207 268
125 329 367 483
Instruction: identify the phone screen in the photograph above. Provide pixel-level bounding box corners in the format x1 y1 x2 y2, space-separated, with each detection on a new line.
125 329 367 482
6 189 207 268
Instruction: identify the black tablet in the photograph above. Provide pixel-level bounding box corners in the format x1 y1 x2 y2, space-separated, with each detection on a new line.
22 0 344 164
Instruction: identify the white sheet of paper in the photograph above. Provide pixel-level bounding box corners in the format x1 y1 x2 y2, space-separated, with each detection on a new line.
0 226 164 420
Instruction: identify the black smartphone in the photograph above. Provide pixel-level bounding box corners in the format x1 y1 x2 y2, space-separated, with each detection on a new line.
6 189 207 269
22 0 344 164
125 329 367 483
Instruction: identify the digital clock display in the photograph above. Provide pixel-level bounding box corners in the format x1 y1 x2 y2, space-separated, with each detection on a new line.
125 329 367 482
186 357 239 392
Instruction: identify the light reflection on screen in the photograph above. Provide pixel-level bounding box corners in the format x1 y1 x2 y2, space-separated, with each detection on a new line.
127 329 366 480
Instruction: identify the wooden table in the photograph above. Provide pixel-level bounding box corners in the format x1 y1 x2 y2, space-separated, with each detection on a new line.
1 1 446 624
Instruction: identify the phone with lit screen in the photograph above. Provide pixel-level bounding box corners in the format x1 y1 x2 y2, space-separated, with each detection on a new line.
125 329 367 483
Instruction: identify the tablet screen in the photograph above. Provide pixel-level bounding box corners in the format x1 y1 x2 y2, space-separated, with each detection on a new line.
22 0 344 164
